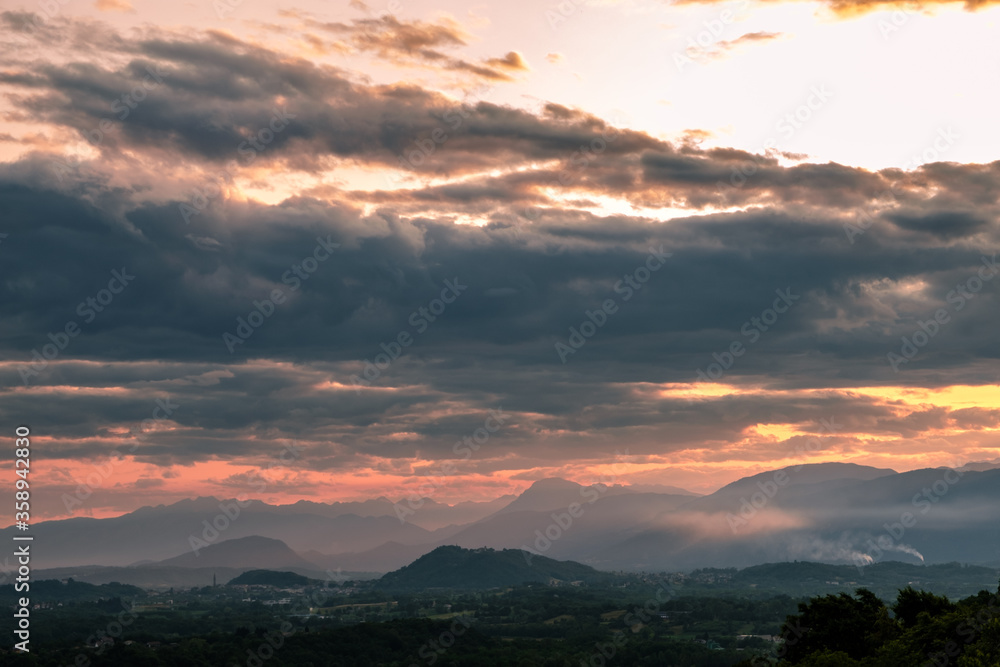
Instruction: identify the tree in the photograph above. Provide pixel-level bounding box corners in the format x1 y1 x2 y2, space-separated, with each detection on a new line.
892 586 955 628
957 617 1000 667
779 588 898 663
798 650 860 666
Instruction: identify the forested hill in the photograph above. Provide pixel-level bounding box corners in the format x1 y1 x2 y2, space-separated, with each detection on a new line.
376 545 615 589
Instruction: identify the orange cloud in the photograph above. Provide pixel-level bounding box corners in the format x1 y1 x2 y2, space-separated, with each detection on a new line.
285 13 526 82
94 0 133 11
674 0 988 14
485 51 529 71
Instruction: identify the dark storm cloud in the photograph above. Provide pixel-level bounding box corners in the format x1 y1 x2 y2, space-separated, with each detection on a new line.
2 156 999 382
0 355 977 468
0 21 550 173
887 211 987 239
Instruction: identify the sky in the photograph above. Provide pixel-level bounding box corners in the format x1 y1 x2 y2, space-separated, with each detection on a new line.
2 0 1000 521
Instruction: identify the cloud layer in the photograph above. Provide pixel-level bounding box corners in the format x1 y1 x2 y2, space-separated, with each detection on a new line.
1 12 998 519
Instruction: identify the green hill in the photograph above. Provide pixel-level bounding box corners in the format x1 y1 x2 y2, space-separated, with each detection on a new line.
376 545 612 590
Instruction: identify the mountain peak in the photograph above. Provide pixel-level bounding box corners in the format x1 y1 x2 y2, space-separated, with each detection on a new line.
525 478 581 491
155 535 313 570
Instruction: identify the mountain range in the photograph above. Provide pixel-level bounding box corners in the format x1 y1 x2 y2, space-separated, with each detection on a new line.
11 461 1000 586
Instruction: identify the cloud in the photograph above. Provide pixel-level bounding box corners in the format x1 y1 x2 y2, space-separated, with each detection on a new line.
485 51 529 71
287 12 526 81
3 16 1000 517
887 211 987 240
718 30 783 48
94 0 133 12
673 0 992 15
694 31 785 62
0 25 605 180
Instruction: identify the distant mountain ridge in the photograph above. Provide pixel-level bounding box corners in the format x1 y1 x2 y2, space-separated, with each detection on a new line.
8 463 1000 573
954 458 1000 472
